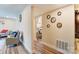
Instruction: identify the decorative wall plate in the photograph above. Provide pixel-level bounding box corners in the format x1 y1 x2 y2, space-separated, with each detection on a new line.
57 22 62 28
57 11 62 16
19 14 22 22
47 24 50 28
47 15 51 19
51 17 56 23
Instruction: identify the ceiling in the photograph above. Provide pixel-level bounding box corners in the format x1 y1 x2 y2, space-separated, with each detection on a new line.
0 4 26 19
32 4 70 17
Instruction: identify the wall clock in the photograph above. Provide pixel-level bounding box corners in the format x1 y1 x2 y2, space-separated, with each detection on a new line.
51 17 56 23
47 24 50 28
57 11 62 16
47 15 51 19
57 22 62 28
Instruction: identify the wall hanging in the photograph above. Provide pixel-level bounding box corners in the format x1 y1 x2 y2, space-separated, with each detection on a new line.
19 14 22 22
57 11 62 16
51 17 56 23
47 24 50 28
47 15 51 19
57 22 62 28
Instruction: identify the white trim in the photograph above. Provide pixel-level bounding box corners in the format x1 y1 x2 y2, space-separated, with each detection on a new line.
23 43 32 54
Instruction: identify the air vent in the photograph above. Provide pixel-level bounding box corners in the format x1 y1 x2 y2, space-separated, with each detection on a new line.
56 40 68 51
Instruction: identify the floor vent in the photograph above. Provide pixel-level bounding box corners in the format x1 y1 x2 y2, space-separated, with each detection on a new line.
56 40 68 51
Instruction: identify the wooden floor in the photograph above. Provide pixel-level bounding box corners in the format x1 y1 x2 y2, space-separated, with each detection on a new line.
32 40 63 54
75 38 79 54
0 45 28 54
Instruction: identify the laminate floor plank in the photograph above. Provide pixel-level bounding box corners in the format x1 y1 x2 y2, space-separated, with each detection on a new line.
33 40 63 54
0 45 27 54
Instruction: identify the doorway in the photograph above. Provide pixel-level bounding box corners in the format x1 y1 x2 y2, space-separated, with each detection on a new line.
75 10 79 53
35 16 42 41
32 15 43 54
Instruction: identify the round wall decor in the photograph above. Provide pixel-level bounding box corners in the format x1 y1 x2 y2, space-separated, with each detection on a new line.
47 15 51 19
19 14 22 22
57 11 62 16
51 17 56 23
57 22 62 28
47 24 50 28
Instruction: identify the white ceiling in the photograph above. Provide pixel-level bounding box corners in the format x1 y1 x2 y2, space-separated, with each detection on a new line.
32 4 70 16
0 4 26 19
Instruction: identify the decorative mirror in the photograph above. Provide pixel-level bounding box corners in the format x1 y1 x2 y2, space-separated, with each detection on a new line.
19 14 22 22
57 22 62 28
47 24 50 28
47 15 51 19
51 17 56 23
57 11 62 16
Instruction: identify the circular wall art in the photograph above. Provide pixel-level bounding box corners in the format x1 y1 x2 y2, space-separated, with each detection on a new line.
51 17 56 23
47 24 50 28
57 11 62 16
47 15 51 19
19 14 22 22
57 22 62 28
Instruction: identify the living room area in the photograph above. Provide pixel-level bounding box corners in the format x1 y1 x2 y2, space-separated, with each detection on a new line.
0 4 32 54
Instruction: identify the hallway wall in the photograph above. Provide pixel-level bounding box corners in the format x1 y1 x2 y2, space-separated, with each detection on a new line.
42 5 75 53
19 5 32 53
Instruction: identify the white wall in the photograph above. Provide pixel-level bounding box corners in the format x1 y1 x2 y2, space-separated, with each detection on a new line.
0 18 18 31
42 5 75 53
19 5 32 53
4 19 18 31
75 4 79 10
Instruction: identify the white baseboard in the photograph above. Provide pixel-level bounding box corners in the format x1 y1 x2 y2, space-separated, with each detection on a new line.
22 43 32 54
